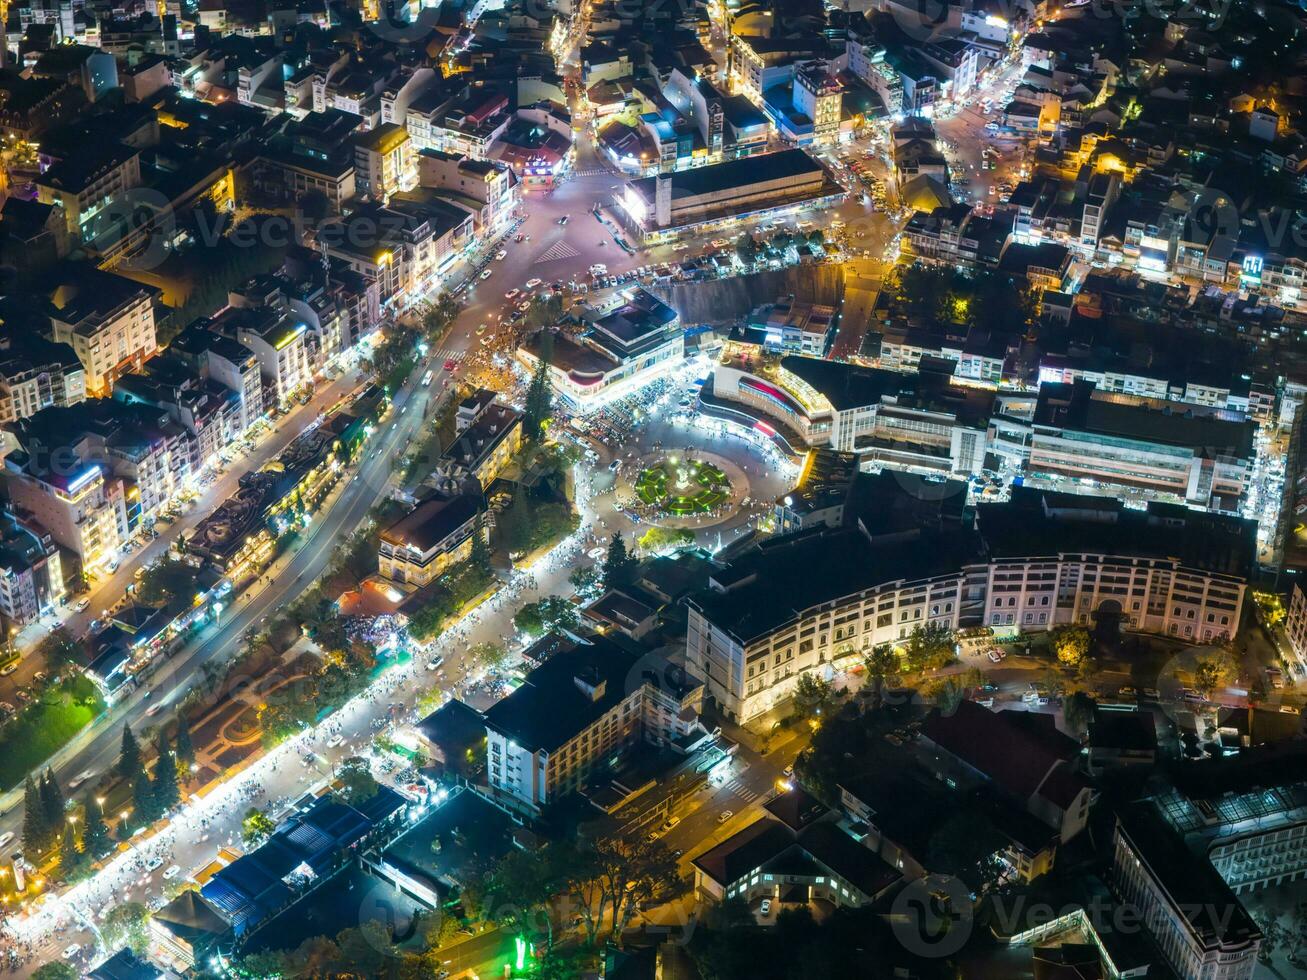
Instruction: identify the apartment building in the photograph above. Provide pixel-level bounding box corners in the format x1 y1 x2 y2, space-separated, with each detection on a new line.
0 335 86 424
353 122 416 201
34 141 142 241
483 632 704 812
1114 804 1261 980
416 150 518 233
687 488 1255 721
378 493 483 588
205 306 311 410
2 453 128 575
0 514 66 626
48 269 159 397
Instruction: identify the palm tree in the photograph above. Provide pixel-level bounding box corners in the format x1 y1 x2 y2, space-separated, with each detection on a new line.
864 645 900 709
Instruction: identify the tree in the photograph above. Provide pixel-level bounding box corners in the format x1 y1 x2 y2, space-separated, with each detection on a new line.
132 767 158 825
23 775 48 856
56 819 80 881
637 526 695 553
469 642 509 674
791 673 834 721
923 677 965 714
1052 626 1091 669
603 531 637 589
523 330 554 442
102 901 151 956
568 564 602 600
39 768 65 833
81 794 111 859
863 645 900 708
152 729 180 813
1194 650 1236 698
902 624 956 673
35 627 82 672
1063 691 1097 738
242 807 277 848
135 560 199 607
335 756 379 806
174 717 195 773
469 514 492 575
31 964 77 980
513 596 579 638
118 724 143 781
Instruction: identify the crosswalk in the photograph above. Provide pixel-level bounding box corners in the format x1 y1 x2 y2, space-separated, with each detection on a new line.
572 167 611 178
534 239 581 264
723 778 760 804
430 348 465 362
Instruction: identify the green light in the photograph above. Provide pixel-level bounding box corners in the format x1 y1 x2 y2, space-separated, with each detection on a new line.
515 935 527 971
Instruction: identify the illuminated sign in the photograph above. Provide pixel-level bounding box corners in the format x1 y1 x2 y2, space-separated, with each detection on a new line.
1241 255 1264 281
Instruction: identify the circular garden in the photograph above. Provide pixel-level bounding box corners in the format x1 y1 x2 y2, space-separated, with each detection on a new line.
634 457 732 515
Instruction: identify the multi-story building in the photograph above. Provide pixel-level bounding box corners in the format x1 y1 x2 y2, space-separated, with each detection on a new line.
352 122 416 201
482 631 704 812
792 62 842 145
47 269 159 397
687 488 1255 721
434 394 522 487
755 298 837 356
34 141 142 241
205 306 310 410
710 352 993 476
1114 804 1261 980
518 288 684 411
416 150 518 233
0 513 65 626
994 380 1257 511
0 334 86 424
378 493 483 588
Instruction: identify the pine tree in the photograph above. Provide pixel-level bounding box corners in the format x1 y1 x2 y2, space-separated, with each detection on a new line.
22 776 47 856
119 725 143 781
152 730 180 813
56 820 80 881
39 769 64 832
469 512 492 574
174 716 195 771
132 768 158 825
604 531 636 588
523 330 554 441
81 794 110 860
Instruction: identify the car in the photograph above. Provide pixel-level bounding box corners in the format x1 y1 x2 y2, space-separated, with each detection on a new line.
162 865 182 880
782 764 794 776
444 359 459 372
75 598 91 612
1142 688 1160 700
759 899 772 916
106 560 120 573
0 702 13 716
1282 705 1301 715
496 249 507 260
146 703 164 718
145 855 164 872
0 831 14 851
479 269 492 280
526 278 542 289
608 459 622 472
505 288 520 300
718 810 733 823
558 215 569 225
1119 686 1138 698
426 657 444 671
14 690 30 704
662 816 680 832
327 734 345 748
0 663 16 677
68 769 95 791
62 945 80 960
987 649 1004 663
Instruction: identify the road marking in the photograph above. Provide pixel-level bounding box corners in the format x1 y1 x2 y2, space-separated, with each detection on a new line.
534 240 580 264
431 349 465 362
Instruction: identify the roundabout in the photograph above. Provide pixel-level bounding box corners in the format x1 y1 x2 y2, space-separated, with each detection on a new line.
634 456 732 515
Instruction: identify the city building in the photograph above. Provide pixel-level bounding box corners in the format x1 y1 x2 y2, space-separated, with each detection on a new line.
518 288 683 411
378 493 484 589
692 788 901 910
687 487 1255 721
47 268 159 397
993 380 1257 511
0 332 86 424
482 631 704 813
1113 803 1261 980
352 121 416 201
618 149 842 241
710 352 993 476
0 512 65 626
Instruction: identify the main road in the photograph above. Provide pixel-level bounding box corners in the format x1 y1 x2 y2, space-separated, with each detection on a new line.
0 360 451 841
